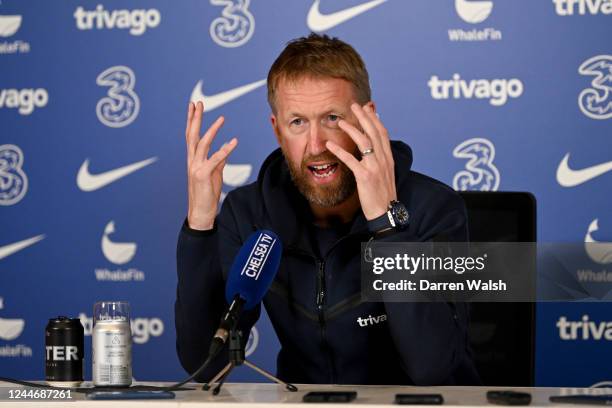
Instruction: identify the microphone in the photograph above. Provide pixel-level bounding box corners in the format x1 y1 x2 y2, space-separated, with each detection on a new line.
208 230 282 358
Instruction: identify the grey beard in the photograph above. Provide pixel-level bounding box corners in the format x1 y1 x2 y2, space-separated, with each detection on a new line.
285 157 357 208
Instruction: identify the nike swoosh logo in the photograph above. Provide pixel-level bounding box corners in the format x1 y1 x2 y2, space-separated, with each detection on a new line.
0 235 45 261
307 0 387 32
557 153 612 187
191 79 266 112
77 157 158 192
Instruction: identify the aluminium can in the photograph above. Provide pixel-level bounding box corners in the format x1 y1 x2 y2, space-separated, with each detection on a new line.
45 316 84 388
92 319 132 387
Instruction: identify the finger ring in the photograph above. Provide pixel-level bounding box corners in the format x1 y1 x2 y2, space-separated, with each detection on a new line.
361 147 374 156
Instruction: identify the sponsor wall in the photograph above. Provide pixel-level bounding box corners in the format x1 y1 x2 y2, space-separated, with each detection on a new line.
1 0 610 386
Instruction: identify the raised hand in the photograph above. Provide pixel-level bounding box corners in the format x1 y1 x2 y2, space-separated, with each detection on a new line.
185 101 238 230
326 103 397 221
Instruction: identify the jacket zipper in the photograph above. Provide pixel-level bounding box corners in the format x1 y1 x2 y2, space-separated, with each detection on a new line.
285 231 369 383
316 258 336 383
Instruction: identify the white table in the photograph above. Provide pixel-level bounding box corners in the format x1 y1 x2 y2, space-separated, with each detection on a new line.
1 381 610 407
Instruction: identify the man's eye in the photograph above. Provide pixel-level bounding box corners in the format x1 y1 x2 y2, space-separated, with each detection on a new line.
328 114 339 122
290 118 303 126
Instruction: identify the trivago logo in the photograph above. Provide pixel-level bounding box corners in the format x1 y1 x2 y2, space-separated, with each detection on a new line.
79 313 164 344
428 74 523 106
74 4 161 36
558 315 612 340
0 88 49 115
553 0 612 15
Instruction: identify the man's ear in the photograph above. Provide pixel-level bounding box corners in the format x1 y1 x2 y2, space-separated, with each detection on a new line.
365 101 376 114
270 114 281 145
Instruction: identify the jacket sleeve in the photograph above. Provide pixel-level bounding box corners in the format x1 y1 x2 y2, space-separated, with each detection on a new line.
175 195 261 382
377 192 475 385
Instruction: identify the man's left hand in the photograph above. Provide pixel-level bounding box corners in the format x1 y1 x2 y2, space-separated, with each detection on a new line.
326 103 397 221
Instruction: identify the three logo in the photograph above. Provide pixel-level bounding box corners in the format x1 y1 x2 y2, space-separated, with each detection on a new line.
578 55 612 120
452 138 500 191
96 66 140 128
209 0 255 48
0 144 28 206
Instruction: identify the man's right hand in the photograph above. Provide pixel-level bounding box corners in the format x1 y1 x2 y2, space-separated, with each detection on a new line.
185 101 238 230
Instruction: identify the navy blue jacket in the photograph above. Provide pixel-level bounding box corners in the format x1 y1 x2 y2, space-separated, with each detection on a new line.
175 141 480 385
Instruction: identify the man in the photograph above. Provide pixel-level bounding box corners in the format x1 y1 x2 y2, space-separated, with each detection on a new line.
176 34 479 385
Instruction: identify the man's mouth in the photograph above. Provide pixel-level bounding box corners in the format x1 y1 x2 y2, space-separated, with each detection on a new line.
307 162 338 179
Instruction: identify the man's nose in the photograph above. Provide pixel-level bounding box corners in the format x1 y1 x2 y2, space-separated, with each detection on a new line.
307 123 328 156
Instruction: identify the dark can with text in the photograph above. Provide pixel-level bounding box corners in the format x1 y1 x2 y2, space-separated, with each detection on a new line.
45 316 84 387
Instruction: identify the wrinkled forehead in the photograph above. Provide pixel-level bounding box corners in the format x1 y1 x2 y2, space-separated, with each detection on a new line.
274 75 357 116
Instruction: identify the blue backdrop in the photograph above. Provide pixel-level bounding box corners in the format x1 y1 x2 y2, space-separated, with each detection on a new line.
1 0 610 386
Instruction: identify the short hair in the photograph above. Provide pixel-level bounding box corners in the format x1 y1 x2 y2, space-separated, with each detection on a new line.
267 33 371 112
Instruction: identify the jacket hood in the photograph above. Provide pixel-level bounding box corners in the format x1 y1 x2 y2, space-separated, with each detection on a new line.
254 141 414 252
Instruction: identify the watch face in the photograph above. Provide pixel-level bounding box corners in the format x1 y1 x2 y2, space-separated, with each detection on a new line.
392 203 410 226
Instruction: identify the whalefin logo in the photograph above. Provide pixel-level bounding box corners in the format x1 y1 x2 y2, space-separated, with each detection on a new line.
245 326 259 357
455 0 493 23
307 0 387 32
223 164 252 186
77 157 157 192
0 297 25 341
578 55 612 120
101 221 137 265
190 79 266 112
585 219 612 264
556 153 612 187
0 318 24 341
220 163 252 203
0 317 24 341
452 138 500 191
0 15 21 37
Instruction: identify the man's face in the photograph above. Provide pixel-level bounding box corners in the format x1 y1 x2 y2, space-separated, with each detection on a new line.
271 76 370 207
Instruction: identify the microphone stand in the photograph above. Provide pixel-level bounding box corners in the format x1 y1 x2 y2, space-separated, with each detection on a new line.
203 328 298 395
